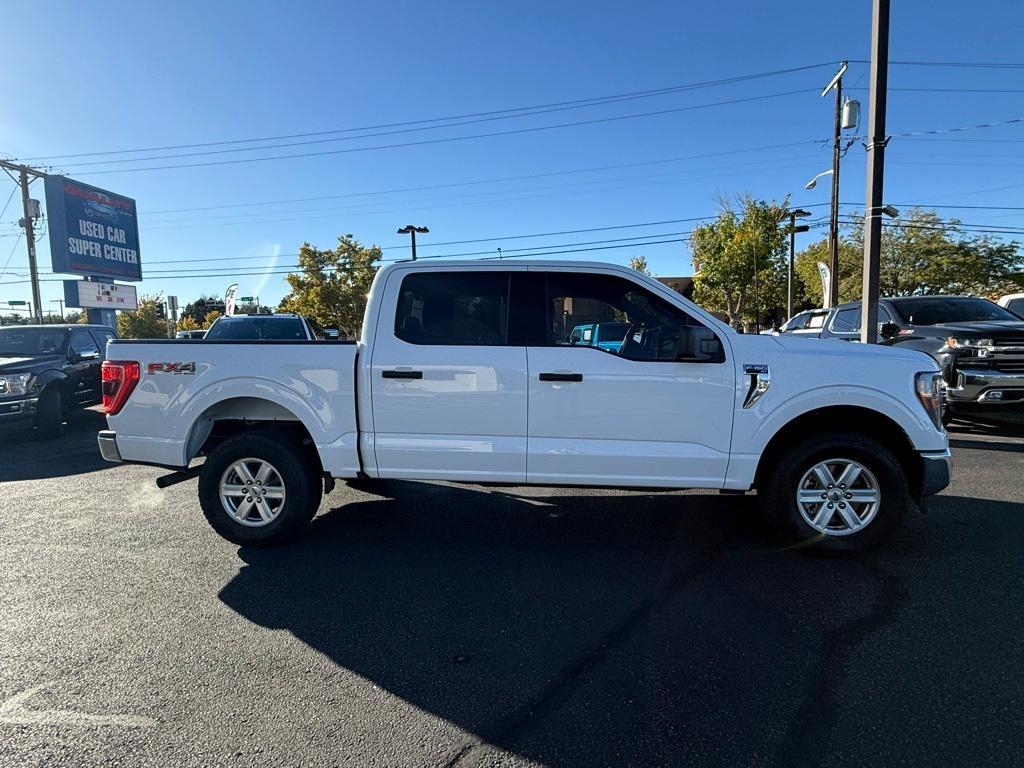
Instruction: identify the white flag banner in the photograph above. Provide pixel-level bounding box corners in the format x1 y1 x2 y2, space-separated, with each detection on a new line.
225 283 239 317
816 262 831 307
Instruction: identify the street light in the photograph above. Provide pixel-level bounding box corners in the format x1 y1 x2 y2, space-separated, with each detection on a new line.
784 209 813 319
397 225 429 261
805 169 833 190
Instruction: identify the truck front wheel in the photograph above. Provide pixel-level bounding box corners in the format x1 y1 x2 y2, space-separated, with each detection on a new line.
760 433 910 552
198 430 322 546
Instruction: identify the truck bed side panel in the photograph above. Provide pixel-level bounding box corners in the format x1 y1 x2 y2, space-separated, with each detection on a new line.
105 341 359 476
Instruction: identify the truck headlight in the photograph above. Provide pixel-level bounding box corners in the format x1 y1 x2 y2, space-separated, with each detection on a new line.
0 372 32 396
915 371 946 431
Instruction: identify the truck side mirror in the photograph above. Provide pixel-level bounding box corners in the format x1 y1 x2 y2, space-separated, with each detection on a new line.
879 322 900 340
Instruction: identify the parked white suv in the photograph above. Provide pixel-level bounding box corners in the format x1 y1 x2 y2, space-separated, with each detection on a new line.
96 260 950 552
998 293 1024 319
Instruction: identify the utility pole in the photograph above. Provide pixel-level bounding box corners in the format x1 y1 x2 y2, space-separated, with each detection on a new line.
397 224 429 261
1 161 46 323
860 0 890 344
19 168 42 322
51 298 64 322
822 62 848 309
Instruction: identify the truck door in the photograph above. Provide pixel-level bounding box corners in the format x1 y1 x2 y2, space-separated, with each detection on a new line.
370 267 528 482
525 269 735 488
67 330 102 406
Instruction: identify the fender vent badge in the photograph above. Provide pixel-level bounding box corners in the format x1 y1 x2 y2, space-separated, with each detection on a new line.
743 364 771 409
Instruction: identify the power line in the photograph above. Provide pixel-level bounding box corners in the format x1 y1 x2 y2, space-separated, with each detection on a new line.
0 185 17 220
14 217 725 274
71 89 819 175
850 59 1024 68
136 141 816 216
850 86 1024 93
0 233 23 279
133 154 821 230
0 235 694 286
17 63 835 163
894 115 1023 137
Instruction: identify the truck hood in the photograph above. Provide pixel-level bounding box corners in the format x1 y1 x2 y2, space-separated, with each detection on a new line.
762 333 935 366
909 320 1024 338
0 355 62 375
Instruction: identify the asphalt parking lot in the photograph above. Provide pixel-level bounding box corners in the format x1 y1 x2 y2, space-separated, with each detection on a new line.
1 410 1022 768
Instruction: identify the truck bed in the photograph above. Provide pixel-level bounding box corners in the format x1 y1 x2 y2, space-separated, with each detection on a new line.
104 339 361 476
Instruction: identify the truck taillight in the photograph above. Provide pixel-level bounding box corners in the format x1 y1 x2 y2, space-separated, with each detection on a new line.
101 361 140 415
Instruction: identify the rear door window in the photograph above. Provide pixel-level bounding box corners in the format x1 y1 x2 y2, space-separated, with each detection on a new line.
70 331 100 357
394 272 510 345
830 307 861 333
89 329 116 357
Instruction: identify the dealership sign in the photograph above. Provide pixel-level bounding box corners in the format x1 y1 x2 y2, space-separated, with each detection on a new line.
44 176 142 281
63 279 139 311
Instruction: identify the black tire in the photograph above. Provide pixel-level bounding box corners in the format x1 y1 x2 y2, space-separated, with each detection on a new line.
198 429 323 546
759 432 910 553
34 388 64 440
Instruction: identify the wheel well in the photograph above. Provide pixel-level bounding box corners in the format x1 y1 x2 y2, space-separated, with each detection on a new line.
186 397 320 472
754 406 921 494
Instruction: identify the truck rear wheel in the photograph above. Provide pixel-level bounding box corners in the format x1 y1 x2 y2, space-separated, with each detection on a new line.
760 433 910 552
198 430 322 546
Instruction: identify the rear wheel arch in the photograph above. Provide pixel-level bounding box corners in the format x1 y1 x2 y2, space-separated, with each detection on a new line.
754 405 921 495
185 397 321 473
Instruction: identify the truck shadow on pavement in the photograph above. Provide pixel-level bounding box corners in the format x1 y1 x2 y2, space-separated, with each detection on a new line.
217 482 1024 767
0 408 114 482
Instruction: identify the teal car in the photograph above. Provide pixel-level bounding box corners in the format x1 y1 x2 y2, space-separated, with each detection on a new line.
568 321 631 352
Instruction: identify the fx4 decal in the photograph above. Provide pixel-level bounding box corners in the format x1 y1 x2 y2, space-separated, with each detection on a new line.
147 362 196 375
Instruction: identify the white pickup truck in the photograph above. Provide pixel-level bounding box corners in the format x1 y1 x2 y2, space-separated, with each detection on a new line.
97 260 950 551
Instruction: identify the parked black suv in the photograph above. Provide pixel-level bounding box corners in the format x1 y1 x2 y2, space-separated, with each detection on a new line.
820 296 1024 419
0 324 117 438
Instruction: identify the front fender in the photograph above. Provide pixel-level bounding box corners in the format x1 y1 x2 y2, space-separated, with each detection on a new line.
724 383 946 490
32 369 69 399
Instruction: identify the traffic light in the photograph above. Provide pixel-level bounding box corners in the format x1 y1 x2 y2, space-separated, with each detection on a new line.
156 302 166 320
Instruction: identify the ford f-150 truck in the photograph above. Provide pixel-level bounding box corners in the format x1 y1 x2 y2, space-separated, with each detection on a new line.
97 261 950 551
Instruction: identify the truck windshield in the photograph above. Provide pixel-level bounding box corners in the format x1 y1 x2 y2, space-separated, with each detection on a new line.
0 327 67 356
890 298 1020 326
205 318 306 340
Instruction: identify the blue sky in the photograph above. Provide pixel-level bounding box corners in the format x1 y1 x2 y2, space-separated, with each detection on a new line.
1 0 1022 314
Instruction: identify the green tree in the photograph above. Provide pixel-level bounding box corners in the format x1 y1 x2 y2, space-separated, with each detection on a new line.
795 208 1023 302
176 316 200 332
278 235 382 337
793 238 863 307
117 295 168 339
181 295 224 325
691 196 789 329
628 256 652 275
